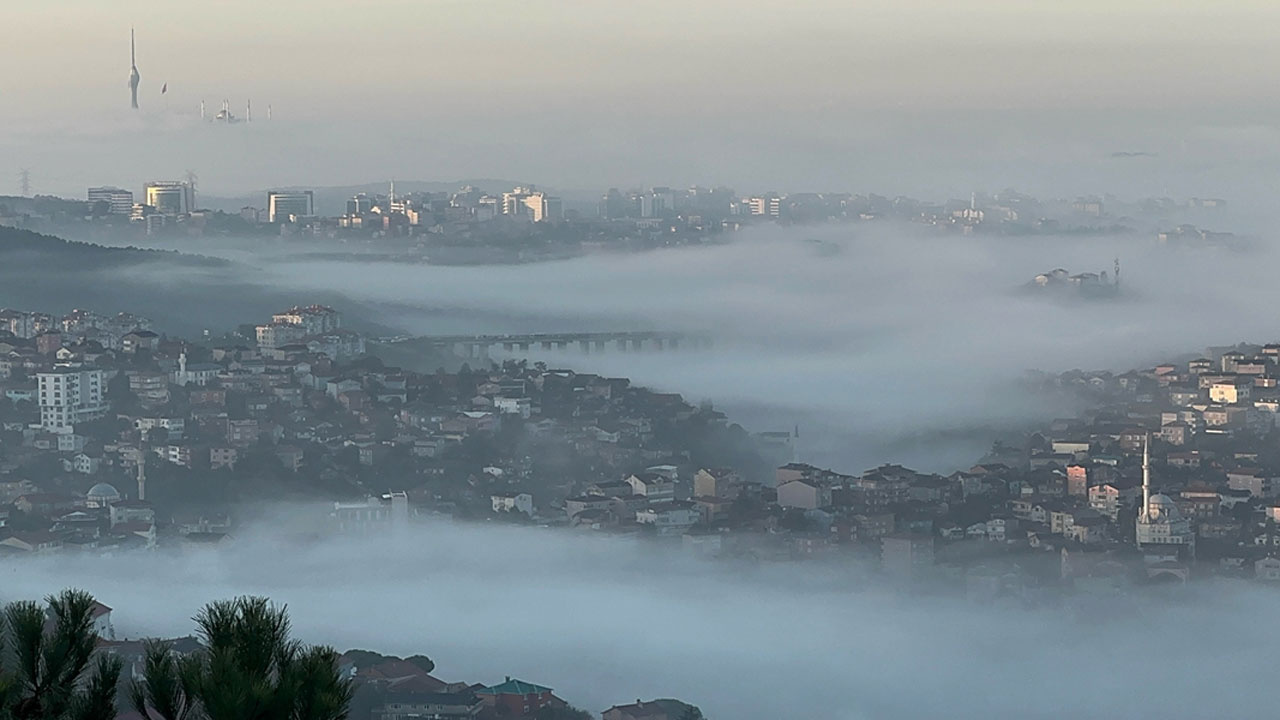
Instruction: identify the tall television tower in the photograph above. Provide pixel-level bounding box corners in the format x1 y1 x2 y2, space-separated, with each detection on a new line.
128 28 141 109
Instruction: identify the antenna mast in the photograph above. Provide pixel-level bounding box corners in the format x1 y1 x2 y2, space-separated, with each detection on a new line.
18 169 30 196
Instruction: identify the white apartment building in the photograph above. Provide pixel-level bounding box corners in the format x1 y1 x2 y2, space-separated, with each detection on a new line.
255 322 307 351
87 187 134 215
270 305 342 334
38 367 108 431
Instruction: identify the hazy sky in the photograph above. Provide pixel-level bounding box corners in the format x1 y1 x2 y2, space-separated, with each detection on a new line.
4 1 1279 198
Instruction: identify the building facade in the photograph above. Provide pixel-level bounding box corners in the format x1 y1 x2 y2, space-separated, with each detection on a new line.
37 367 107 431
267 191 315 223
87 187 134 215
143 181 194 216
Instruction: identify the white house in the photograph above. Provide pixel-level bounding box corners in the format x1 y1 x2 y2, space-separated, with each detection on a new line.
626 472 675 503
90 602 115 640
492 492 534 516
492 396 532 419
636 502 700 535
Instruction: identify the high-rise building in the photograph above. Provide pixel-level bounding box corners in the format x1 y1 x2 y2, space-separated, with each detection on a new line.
347 194 374 215
88 187 134 215
503 187 561 222
521 192 563 223
38 367 108 431
502 187 536 216
144 181 195 216
267 191 315 223
747 194 781 217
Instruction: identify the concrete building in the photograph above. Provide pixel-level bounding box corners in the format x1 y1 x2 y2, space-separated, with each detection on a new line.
271 305 342 334
747 194 781 217
256 323 307 351
626 472 675 503
501 187 562 222
636 501 701 535
267 190 315 223
777 478 831 510
331 492 410 533
492 492 534 516
520 192 562 222
37 367 107 431
143 181 195 216
87 187 134 215
127 370 169 408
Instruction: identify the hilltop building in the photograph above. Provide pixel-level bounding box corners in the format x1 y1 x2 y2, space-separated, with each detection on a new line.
88 187 134 215
267 191 315 223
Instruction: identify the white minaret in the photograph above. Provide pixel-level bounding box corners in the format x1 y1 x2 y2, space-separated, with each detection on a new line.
178 350 187 376
136 449 147 502
1141 433 1151 519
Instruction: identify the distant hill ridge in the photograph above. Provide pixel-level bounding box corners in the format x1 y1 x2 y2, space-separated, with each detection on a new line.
0 226 227 268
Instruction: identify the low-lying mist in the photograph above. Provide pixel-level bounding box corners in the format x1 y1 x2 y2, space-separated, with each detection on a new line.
2 516 1276 719
33 219 1279 472
241 223 1276 473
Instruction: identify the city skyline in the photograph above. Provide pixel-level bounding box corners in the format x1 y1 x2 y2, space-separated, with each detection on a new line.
3 1 1279 200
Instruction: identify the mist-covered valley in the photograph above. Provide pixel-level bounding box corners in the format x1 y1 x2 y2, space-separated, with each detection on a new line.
234 221 1280 473
6 215 1278 473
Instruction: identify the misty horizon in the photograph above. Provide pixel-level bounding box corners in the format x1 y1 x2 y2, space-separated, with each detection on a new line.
5 3 1280 719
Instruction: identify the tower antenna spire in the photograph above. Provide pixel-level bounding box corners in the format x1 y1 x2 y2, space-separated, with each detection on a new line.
128 27 141 109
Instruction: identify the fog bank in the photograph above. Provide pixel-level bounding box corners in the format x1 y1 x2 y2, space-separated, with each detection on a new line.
2 518 1276 719
252 223 1278 472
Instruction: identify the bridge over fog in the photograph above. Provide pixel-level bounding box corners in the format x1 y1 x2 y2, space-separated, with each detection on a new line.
385 331 712 358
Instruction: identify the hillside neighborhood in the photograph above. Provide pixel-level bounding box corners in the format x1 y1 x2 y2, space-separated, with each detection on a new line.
4 302 1280 601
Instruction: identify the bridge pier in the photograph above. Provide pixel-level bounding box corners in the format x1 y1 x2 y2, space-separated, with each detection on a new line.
579 341 591 354
504 342 515 351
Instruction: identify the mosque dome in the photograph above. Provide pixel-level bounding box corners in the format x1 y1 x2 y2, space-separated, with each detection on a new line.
1146 493 1183 520
86 483 121 507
